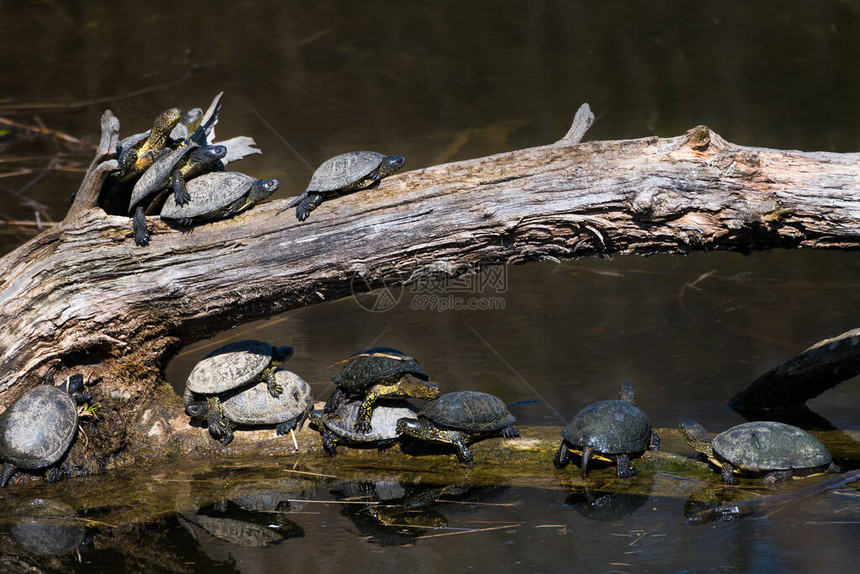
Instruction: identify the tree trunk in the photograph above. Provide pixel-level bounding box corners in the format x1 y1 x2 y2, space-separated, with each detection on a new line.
1 105 859 476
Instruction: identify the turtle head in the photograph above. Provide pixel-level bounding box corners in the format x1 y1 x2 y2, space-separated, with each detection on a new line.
249 178 280 203
186 400 209 421
151 108 182 138
189 144 227 166
398 375 440 400
395 416 429 438
379 155 406 178
679 418 714 457
618 382 637 405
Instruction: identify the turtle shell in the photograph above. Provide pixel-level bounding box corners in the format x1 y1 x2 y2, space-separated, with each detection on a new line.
712 421 832 472
0 385 78 469
562 400 652 455
331 347 428 391
186 340 275 395
420 391 515 433
221 370 312 426
307 151 386 193
129 145 197 212
160 171 275 221
321 399 418 443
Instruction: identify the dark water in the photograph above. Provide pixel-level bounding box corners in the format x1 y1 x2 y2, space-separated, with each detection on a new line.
1 1 859 571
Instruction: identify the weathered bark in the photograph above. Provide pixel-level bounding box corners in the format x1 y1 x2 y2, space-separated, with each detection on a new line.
0 105 859 475
730 327 860 410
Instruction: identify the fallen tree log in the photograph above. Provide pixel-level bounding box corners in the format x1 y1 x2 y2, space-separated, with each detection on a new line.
729 326 860 410
1 104 859 478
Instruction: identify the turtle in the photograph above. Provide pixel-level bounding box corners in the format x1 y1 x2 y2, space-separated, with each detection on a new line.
679 418 840 485
308 399 419 456
128 144 227 246
160 171 279 227
553 382 659 479
116 107 182 180
0 376 87 487
395 391 520 466
187 370 313 446
182 340 293 445
279 151 406 222
324 347 438 433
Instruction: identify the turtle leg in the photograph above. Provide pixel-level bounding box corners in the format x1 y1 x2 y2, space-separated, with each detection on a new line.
171 169 191 206
132 205 150 246
353 388 383 433
276 418 298 436
501 425 521 439
762 470 793 485
264 367 283 398
206 397 235 446
721 462 740 485
296 193 324 222
323 387 345 414
826 461 841 474
580 446 593 479
649 430 661 452
451 435 474 466
0 463 17 488
321 429 338 456
45 466 65 483
553 441 571 469
616 454 638 479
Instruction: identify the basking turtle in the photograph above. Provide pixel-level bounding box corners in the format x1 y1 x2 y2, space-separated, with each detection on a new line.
187 370 312 446
280 151 406 222
325 347 438 433
308 399 419 456
182 340 293 445
395 391 520 466
129 144 227 246
679 418 840 485
116 107 182 180
0 376 87 487
553 382 659 479
160 171 279 227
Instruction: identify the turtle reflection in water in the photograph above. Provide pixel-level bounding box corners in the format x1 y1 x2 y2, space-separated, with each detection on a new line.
679 418 840 485
8 498 88 557
553 382 659 479
281 151 406 222
330 479 448 547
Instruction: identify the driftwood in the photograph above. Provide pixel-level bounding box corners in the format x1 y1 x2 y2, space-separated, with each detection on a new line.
0 104 859 476
687 468 860 524
730 326 860 410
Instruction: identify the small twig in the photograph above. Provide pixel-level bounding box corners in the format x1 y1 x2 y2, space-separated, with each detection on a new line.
413 522 522 540
0 116 89 147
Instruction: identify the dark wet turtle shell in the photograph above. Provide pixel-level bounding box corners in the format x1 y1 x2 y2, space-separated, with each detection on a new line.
185 340 277 395
332 347 428 391
0 385 78 469
308 151 390 193
420 391 515 433
317 399 418 444
193 514 283 547
562 400 652 455
221 370 312 427
711 421 832 472
160 171 278 223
